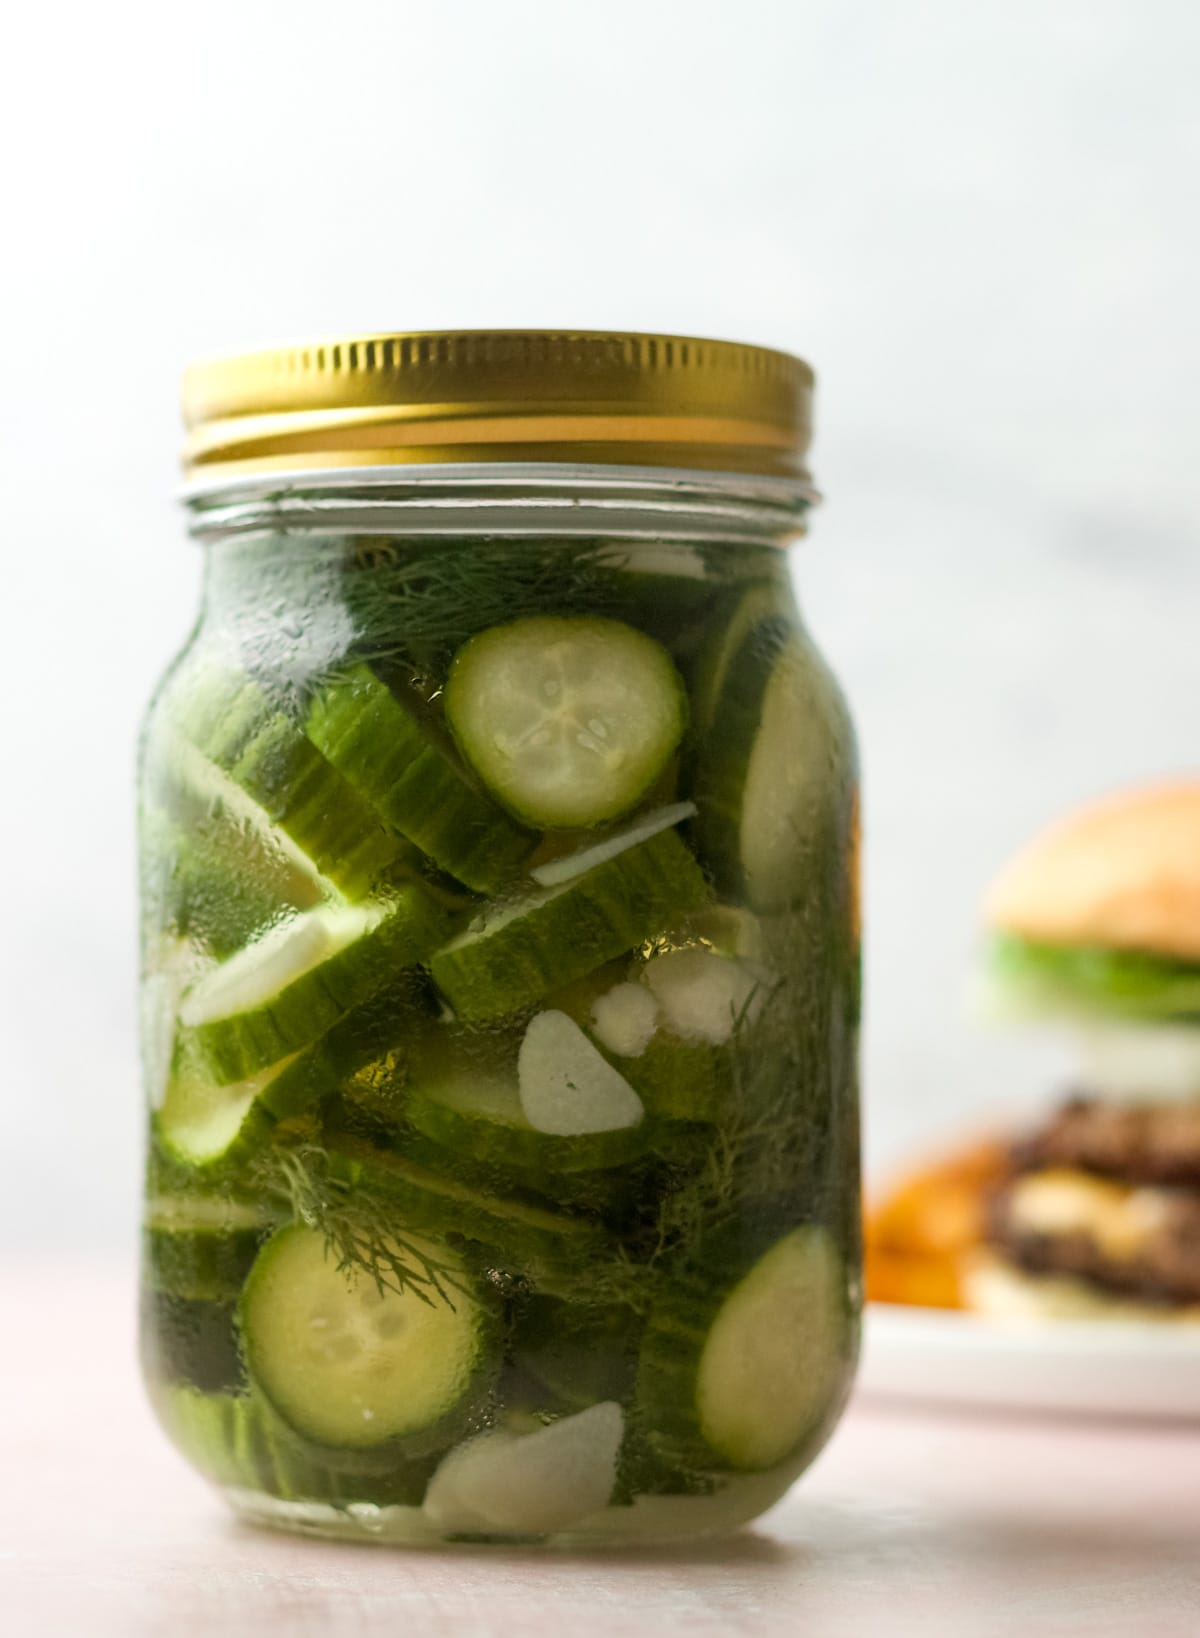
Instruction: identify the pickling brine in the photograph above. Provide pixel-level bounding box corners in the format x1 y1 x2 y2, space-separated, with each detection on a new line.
138 331 861 1545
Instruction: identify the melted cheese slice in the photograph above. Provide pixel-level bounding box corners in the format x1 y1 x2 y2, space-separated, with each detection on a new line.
1008 1169 1174 1262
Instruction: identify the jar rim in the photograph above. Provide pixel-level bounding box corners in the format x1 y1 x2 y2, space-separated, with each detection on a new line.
181 461 817 548
181 330 815 486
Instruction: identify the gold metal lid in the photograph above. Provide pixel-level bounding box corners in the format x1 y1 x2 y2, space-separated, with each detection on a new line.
182 330 813 483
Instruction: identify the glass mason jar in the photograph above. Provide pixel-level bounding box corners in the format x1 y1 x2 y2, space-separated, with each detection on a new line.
138 331 861 1546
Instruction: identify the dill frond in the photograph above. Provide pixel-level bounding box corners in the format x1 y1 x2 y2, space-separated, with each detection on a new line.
340 539 626 674
255 1144 472 1310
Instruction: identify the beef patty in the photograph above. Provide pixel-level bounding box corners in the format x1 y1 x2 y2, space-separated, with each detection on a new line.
992 1174 1200 1306
1013 1094 1200 1187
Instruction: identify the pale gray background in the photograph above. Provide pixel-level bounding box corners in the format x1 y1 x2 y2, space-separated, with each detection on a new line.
2 1 1197 1252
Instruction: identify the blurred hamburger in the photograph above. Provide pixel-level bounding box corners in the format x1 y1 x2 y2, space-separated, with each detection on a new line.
971 780 1200 1321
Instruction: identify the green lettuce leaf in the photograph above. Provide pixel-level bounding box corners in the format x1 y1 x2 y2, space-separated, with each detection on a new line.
989 934 1200 1021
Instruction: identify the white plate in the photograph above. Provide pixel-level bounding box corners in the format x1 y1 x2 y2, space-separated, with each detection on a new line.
858 1302 1200 1421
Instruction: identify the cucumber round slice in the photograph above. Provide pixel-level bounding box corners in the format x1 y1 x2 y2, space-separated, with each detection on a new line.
143 1194 274 1300
306 664 537 895
444 616 687 829
159 982 426 1172
637 1225 848 1471
150 734 333 909
693 588 854 912
618 1034 726 1124
394 1129 650 1220
587 545 725 659
241 1222 496 1454
141 938 209 1114
170 670 408 901
147 1385 437 1505
179 889 451 1084
140 1287 245 1395
337 1045 410 1138
510 1296 641 1413
144 709 333 914
430 828 709 1022
157 1057 294 1171
406 1053 650 1175
325 1133 612 1272
139 808 317 962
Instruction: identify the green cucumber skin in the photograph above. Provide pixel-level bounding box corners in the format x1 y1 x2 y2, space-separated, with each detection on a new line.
509 1295 642 1414
618 1036 727 1125
260 982 429 1123
690 587 856 913
182 891 453 1086
633 1222 818 1472
404 1079 653 1176
430 830 711 1023
306 665 537 895
228 715 403 901
139 809 308 962
443 615 688 831
264 980 431 1150
337 1046 411 1138
140 545 858 1519
156 982 430 1177
146 1384 437 1505
174 670 405 900
690 598 789 904
143 1222 267 1302
143 1140 275 1207
689 584 777 740
324 1132 612 1272
139 1287 245 1396
588 563 726 665
635 1222 851 1474
392 1127 654 1222
551 964 731 1126
153 1086 281 1181
238 1222 502 1465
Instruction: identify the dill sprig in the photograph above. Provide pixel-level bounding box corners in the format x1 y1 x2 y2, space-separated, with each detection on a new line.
256 1144 471 1310
531 954 837 1310
340 538 627 672
246 913 846 1321
647 963 830 1263
533 1241 655 1315
211 534 641 706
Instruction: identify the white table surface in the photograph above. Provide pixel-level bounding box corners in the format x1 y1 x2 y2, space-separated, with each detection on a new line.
4 1263 1198 1637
